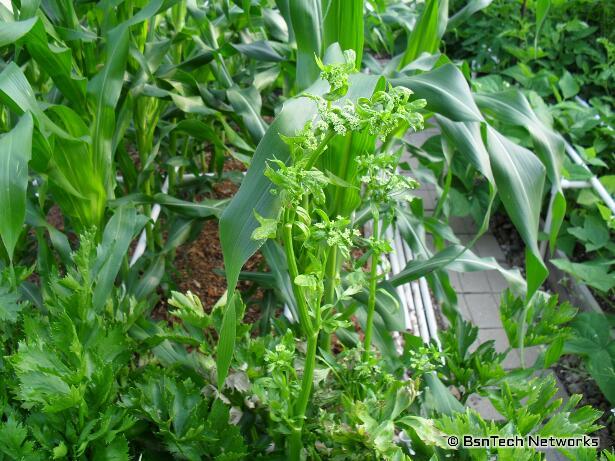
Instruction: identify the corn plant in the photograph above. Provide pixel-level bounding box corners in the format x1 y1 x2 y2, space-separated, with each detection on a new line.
0 0 267 275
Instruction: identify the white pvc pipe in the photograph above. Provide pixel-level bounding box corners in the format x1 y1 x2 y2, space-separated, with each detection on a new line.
561 179 592 189
400 235 440 348
387 226 414 332
392 227 416 331
418 277 441 348
564 141 615 215
129 175 170 267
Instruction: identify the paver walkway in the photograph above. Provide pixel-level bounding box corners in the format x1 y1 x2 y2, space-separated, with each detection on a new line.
414 184 567 416
405 133 567 428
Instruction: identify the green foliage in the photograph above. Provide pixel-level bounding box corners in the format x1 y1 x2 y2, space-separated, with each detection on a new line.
2 230 136 459
445 0 615 300
566 312 615 405
0 113 32 261
0 0 612 459
399 0 448 68
500 290 576 350
431 319 507 400
123 372 246 460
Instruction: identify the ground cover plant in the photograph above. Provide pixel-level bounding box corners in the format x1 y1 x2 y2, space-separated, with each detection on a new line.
1 0 614 459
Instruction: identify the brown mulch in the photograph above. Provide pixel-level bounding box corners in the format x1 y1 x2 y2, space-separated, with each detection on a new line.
175 219 228 310
170 156 264 321
171 218 265 320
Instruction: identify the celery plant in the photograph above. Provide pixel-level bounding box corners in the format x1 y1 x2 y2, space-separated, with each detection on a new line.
249 51 425 458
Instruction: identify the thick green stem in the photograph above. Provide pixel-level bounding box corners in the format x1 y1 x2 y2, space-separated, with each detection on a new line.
289 430 302 461
363 210 379 361
319 245 337 351
305 132 335 170
282 209 321 459
289 332 319 460
282 221 313 335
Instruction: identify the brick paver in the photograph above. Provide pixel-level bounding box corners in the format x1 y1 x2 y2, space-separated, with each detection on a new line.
449 219 568 429
405 117 568 461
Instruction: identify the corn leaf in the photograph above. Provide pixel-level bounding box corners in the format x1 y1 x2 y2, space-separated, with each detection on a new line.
437 117 493 183
0 113 33 261
88 25 129 194
399 0 448 68
22 19 86 106
289 0 323 90
25 201 71 264
475 90 565 253
92 206 147 311
393 64 483 122
227 85 268 143
0 17 37 46
322 0 364 67
216 293 238 389
484 126 548 299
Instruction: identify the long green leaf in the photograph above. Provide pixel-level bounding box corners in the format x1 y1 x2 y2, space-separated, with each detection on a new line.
534 0 551 56
484 126 547 299
0 113 33 261
0 17 85 105
227 85 268 143
423 372 464 415
92 206 147 311
25 201 71 264
389 244 525 295
289 0 323 91
0 62 46 122
393 64 483 122
0 63 78 140
45 105 107 230
475 90 565 252
88 0 164 193
22 19 86 106
0 17 37 46
88 25 129 193
321 0 364 67
217 293 238 389
399 0 448 68
152 193 227 219
436 116 494 183
446 0 494 31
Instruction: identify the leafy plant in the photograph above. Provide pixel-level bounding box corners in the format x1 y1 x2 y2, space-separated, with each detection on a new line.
1 208 145 459
123 371 246 460
500 290 577 367
565 312 615 405
244 50 425 456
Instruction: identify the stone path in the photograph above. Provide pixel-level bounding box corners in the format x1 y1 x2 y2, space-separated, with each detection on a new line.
402 131 567 428
413 183 567 419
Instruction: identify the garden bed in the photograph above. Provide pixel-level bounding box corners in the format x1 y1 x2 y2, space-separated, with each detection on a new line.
1 0 613 459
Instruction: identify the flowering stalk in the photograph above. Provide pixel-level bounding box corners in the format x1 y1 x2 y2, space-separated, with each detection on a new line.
250 50 425 458
363 207 379 361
